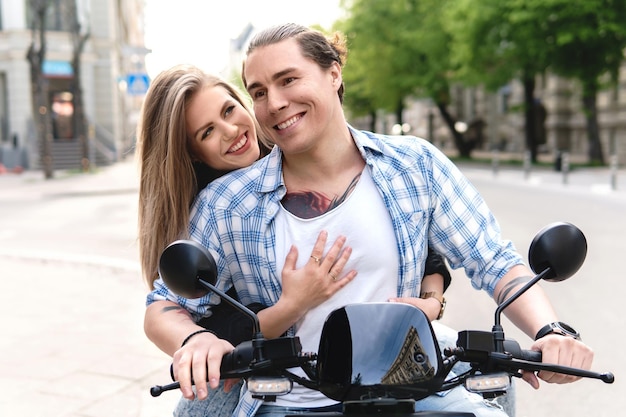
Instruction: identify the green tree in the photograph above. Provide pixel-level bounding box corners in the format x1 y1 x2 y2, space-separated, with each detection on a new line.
411 0 477 157
446 0 554 162
447 0 626 164
340 0 416 124
540 0 626 164
340 0 477 156
334 11 379 131
26 0 54 179
67 0 91 171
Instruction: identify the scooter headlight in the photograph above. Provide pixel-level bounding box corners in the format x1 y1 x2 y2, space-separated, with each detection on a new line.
465 372 510 393
247 377 293 396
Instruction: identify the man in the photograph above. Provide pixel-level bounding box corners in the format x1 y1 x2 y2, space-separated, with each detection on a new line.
146 23 593 417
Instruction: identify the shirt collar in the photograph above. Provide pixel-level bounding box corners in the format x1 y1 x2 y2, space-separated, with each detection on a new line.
254 125 383 195
254 145 285 195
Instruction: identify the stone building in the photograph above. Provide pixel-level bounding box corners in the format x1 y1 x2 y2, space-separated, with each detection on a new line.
393 68 626 166
0 0 149 171
450 70 626 166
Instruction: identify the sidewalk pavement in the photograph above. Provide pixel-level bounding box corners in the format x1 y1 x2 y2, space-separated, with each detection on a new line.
0 258 179 417
456 161 626 200
0 157 623 417
0 156 141 199
0 158 180 417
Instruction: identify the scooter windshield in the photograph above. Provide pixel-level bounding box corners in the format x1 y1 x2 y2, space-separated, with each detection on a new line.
316 302 444 402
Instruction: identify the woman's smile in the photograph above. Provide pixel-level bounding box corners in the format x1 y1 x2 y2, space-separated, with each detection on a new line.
227 133 251 154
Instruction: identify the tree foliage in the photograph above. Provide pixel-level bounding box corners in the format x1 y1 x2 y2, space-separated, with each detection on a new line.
446 0 626 164
338 0 626 163
339 0 478 156
340 0 419 118
539 0 626 163
445 0 557 161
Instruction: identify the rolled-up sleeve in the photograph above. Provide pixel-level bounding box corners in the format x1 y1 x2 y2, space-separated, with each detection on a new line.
145 276 216 321
426 144 524 296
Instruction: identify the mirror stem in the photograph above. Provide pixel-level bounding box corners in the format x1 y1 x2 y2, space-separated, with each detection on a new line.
198 278 262 335
492 268 551 352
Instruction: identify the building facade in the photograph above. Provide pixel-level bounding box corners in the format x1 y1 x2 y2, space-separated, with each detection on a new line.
449 69 626 166
385 68 626 166
0 0 148 171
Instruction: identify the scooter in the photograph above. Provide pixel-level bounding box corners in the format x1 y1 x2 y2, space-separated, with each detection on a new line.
150 222 614 416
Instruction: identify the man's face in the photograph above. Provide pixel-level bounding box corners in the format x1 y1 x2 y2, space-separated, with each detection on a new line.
244 38 341 155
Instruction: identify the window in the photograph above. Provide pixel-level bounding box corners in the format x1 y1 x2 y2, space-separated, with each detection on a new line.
26 0 73 32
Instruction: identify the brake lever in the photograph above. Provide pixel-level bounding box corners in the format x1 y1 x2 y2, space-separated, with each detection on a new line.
491 356 615 384
150 367 254 397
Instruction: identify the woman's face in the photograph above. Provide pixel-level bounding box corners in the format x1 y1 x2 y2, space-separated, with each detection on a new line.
185 85 260 171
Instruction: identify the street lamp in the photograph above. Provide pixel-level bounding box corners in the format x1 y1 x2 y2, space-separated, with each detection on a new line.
392 123 412 135
454 121 468 134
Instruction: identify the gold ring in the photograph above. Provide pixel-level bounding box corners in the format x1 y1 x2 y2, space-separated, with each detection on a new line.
329 272 337 281
310 255 321 264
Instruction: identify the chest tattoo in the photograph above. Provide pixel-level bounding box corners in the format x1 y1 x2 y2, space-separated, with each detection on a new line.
282 172 362 219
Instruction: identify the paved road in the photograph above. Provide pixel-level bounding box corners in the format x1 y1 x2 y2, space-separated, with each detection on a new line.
0 159 623 416
445 164 625 417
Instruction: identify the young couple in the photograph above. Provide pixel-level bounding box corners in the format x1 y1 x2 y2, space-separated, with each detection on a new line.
138 23 593 417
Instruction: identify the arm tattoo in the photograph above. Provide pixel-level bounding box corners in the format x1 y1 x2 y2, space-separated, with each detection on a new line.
161 305 185 314
496 275 533 304
282 172 362 219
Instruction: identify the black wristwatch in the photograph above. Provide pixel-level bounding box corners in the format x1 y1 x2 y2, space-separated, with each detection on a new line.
534 321 581 341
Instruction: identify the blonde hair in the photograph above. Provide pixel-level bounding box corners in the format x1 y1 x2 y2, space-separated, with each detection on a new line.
136 64 257 289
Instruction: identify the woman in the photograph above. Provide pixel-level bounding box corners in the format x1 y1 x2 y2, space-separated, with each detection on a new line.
137 64 452 416
137 64 357 415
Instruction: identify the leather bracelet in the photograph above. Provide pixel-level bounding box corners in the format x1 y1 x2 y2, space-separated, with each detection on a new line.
181 329 217 347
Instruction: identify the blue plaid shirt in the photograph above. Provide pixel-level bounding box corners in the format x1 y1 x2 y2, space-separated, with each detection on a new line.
146 126 523 417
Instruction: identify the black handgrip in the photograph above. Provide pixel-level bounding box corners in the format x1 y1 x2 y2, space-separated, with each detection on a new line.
502 339 542 362
220 341 254 375
516 349 542 362
155 341 255 397
167 341 255 382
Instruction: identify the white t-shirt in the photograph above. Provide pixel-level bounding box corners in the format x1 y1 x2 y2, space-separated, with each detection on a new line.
273 168 399 407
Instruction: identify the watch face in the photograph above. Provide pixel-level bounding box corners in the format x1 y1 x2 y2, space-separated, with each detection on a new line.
555 322 580 339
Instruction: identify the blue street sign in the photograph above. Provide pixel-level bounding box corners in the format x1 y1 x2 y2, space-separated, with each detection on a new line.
126 73 150 95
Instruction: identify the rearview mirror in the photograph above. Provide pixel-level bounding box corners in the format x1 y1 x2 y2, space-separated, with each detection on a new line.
158 240 216 298
528 222 587 282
